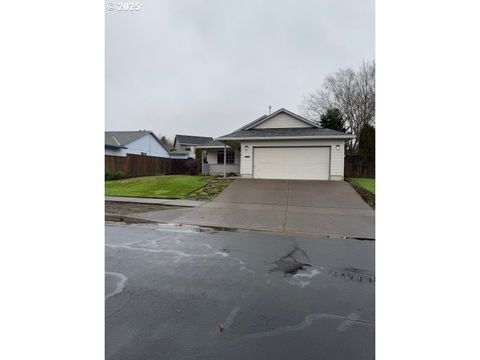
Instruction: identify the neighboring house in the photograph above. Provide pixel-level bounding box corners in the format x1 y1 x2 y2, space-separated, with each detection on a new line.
203 108 355 180
169 151 190 160
105 131 170 158
173 135 214 159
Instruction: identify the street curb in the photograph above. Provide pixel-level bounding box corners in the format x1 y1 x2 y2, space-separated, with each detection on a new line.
105 213 158 224
105 213 375 240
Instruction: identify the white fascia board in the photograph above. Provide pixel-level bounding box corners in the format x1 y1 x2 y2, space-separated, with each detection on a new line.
196 145 231 149
216 135 355 141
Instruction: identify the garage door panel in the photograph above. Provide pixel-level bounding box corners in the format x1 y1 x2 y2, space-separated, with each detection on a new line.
253 147 330 180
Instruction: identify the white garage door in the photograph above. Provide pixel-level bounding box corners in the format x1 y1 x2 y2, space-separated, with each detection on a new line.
253 147 330 180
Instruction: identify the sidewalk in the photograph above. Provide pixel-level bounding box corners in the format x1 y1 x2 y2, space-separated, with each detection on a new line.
105 196 206 207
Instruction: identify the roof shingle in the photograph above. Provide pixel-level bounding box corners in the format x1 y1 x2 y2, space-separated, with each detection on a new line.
105 131 152 148
217 127 353 140
175 135 213 145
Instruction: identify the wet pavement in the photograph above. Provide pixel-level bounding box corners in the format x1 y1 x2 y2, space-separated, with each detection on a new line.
133 180 375 238
106 221 375 360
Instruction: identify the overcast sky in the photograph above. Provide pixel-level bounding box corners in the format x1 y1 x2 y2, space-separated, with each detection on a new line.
106 0 374 139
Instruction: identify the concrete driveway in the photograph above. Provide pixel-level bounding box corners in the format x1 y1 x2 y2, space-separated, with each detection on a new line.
137 180 375 238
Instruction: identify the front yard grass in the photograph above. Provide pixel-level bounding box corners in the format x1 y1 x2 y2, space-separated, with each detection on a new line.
348 178 375 194
105 175 234 200
347 178 375 208
105 175 212 199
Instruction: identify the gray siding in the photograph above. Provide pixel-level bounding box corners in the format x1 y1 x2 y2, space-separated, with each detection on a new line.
253 113 311 129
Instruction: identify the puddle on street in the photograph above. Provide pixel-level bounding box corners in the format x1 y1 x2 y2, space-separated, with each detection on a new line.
327 267 375 283
324 234 375 241
269 246 312 276
270 259 312 275
269 246 375 284
154 223 242 234
195 226 240 234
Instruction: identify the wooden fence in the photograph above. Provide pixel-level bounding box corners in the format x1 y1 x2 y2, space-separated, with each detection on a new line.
105 154 198 178
106 153 373 179
344 155 375 178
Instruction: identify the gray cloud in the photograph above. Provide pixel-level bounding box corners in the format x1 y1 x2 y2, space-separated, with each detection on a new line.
106 0 374 139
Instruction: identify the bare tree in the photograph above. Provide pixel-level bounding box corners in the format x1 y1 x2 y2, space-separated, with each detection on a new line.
302 61 375 149
158 134 174 150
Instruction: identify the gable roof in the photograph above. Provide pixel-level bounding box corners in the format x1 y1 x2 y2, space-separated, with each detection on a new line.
239 108 319 130
174 135 214 146
105 131 169 152
217 108 355 141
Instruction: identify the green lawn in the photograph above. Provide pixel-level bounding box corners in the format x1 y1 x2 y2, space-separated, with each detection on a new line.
348 178 375 194
105 175 212 199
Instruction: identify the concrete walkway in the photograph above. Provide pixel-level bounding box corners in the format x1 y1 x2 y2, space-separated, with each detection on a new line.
105 196 206 207
131 180 375 238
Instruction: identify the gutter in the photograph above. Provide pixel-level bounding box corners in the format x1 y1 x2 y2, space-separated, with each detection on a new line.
215 135 356 141
105 145 127 149
195 145 232 149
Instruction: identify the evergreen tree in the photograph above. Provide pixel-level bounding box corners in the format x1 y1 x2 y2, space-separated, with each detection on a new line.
320 108 346 132
358 124 375 156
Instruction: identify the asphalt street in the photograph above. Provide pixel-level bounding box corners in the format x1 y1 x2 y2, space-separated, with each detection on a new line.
106 221 375 360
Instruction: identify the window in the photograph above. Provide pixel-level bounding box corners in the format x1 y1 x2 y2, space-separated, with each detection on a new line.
217 149 235 164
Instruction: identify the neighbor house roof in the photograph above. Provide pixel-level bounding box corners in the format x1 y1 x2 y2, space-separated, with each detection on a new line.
195 140 230 149
105 131 169 151
174 135 214 146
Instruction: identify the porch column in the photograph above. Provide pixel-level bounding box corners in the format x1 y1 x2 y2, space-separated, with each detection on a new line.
223 144 226 178
201 150 204 175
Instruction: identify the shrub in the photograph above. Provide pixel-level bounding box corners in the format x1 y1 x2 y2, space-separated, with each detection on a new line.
105 170 124 181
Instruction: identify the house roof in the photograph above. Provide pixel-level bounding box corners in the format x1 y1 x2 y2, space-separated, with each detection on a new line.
174 134 214 146
217 127 354 140
217 108 355 141
105 131 169 151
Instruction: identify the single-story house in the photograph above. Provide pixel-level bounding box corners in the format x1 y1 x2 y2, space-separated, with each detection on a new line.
173 135 214 159
105 131 170 158
199 108 354 180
